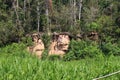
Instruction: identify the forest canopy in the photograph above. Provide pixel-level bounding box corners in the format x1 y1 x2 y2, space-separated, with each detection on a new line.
0 0 120 46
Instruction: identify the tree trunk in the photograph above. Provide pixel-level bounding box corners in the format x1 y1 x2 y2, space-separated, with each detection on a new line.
37 1 40 33
79 0 83 21
23 0 26 29
45 0 50 35
24 0 27 20
73 0 76 23
27 0 31 32
48 0 53 12
13 0 22 31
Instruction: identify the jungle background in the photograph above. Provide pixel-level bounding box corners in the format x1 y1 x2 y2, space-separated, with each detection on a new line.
0 0 120 80
0 0 120 46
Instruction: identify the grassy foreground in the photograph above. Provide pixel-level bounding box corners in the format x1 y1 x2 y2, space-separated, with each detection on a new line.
0 55 120 80
0 43 120 80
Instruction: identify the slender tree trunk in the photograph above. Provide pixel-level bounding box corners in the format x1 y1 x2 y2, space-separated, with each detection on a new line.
27 0 31 31
45 0 50 34
73 0 76 23
13 0 24 42
48 0 53 12
24 0 26 19
23 0 26 29
13 0 22 30
70 0 73 27
79 0 83 21
70 0 76 27
16 0 18 8
37 1 40 33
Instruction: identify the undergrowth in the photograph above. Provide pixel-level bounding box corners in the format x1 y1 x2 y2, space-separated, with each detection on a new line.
0 43 120 80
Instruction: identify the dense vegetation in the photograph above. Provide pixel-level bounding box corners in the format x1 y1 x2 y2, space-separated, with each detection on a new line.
63 40 120 61
0 0 120 79
0 0 120 46
0 43 120 80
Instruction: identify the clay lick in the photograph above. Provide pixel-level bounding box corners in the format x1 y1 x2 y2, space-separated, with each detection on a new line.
57 34 70 51
88 32 99 41
49 34 70 56
32 39 45 58
27 33 45 58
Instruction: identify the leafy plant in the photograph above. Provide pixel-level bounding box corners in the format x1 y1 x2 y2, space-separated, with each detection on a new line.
0 43 31 57
86 22 100 31
64 40 103 61
41 50 49 60
41 34 51 48
0 43 120 80
101 42 120 56
47 55 61 61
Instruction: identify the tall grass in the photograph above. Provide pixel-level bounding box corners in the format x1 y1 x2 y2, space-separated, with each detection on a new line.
0 43 120 80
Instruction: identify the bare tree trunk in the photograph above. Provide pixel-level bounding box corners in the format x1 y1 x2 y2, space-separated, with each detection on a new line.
16 0 18 8
70 0 73 27
70 0 77 27
79 0 83 21
48 0 53 12
27 0 31 31
45 0 50 35
23 0 26 29
37 1 40 33
73 0 76 23
24 0 26 19
13 0 22 30
12 0 24 42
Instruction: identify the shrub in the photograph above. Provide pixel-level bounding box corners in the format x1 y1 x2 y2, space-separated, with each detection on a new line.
21 36 33 46
101 42 120 56
41 34 51 48
63 51 76 61
47 55 61 61
41 50 49 60
85 22 100 32
0 43 31 57
63 40 103 61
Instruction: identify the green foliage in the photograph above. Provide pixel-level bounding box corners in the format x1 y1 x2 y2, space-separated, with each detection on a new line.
42 50 61 61
101 42 120 56
41 49 49 60
85 22 100 31
47 55 61 61
0 43 31 57
0 0 119 47
96 15 114 31
0 20 15 46
21 36 33 46
0 43 120 80
0 45 120 80
0 0 120 79
63 51 76 61
98 0 112 9
64 40 103 61
41 34 51 48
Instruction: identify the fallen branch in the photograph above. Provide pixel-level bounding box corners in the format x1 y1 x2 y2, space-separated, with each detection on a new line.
93 70 120 80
